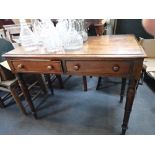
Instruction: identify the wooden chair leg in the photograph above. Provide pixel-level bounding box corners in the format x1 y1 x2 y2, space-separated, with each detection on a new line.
0 97 5 108
120 78 127 103
10 87 27 115
56 74 64 89
96 77 102 90
45 74 54 95
36 74 47 94
83 76 87 91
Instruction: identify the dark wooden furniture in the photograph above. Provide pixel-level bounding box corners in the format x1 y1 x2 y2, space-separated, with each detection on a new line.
0 63 26 113
3 35 145 134
96 76 127 103
0 19 14 29
83 19 106 91
97 19 153 102
0 63 47 114
0 38 47 114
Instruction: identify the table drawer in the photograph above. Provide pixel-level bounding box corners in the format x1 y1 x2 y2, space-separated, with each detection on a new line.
11 60 63 73
65 60 132 76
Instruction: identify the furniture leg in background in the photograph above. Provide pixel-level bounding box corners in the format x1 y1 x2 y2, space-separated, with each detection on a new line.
45 74 54 95
56 74 64 89
96 77 127 103
82 76 87 91
10 86 27 115
36 74 47 94
96 76 102 90
16 73 37 119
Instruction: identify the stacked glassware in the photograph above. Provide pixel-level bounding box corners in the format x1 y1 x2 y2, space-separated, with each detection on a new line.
20 19 88 52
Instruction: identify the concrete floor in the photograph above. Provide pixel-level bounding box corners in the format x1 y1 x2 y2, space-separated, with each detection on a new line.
0 75 155 135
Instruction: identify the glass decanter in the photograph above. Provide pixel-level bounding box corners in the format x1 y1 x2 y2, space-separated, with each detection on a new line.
19 19 38 51
40 19 63 52
32 19 44 47
76 19 88 42
63 19 83 51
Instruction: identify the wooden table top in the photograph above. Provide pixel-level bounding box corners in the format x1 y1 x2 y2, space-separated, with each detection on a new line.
3 35 146 59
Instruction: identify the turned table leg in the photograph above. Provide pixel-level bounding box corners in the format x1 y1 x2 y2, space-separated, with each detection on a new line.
121 79 138 135
120 78 127 103
16 73 37 119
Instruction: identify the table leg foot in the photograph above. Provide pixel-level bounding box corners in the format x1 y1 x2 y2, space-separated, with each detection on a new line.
121 126 128 135
32 112 38 119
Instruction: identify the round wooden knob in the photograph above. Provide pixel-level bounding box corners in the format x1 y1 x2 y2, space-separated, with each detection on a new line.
74 65 80 71
17 64 24 69
47 65 54 70
112 65 120 72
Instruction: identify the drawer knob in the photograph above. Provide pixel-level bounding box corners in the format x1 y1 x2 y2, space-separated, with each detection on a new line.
112 65 120 72
74 65 80 71
47 65 54 70
17 64 24 69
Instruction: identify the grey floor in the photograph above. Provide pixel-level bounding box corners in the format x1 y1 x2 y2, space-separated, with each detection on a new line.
0 75 155 135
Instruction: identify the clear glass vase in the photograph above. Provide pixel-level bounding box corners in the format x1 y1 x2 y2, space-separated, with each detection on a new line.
40 19 63 52
19 19 38 51
32 19 44 48
75 19 88 42
63 19 83 51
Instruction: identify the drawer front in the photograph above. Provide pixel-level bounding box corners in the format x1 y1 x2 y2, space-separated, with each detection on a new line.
11 60 63 73
65 60 132 76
